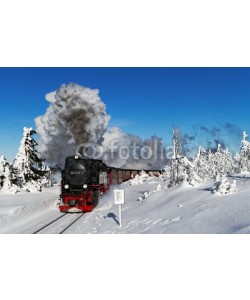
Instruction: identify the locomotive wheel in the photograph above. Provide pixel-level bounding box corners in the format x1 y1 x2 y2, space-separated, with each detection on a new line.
93 190 99 206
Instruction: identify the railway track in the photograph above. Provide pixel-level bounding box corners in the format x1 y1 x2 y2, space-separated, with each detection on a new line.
33 213 85 234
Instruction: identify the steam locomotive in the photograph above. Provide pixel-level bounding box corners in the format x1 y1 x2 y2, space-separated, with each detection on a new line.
59 155 160 213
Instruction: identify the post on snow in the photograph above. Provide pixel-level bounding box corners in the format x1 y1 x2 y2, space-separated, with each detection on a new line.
114 189 125 227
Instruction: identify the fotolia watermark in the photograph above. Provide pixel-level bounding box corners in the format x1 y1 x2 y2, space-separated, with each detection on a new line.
76 140 175 161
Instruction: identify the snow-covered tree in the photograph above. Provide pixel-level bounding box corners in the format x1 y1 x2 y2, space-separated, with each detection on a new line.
238 131 250 173
166 137 237 188
211 175 237 195
168 128 200 187
12 127 52 192
233 152 241 173
159 165 171 182
0 156 19 194
193 144 234 179
193 146 211 181
168 128 184 186
211 144 234 176
170 156 196 186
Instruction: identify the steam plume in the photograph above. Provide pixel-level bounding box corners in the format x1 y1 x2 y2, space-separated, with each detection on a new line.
35 83 110 167
35 83 167 169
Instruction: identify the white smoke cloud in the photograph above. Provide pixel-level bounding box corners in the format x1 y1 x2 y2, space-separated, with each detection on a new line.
102 127 167 169
35 83 168 169
35 83 110 167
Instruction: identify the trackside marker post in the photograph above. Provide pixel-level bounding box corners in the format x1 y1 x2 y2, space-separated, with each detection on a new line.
114 189 125 227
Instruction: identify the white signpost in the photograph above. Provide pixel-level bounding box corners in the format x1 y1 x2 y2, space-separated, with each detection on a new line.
114 189 125 227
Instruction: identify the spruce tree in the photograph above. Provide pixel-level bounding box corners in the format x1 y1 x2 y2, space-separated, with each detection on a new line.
211 144 234 176
239 131 250 173
12 127 50 192
193 146 210 181
0 156 19 193
168 128 197 186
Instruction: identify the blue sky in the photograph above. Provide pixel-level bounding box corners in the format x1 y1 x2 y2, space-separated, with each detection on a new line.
0 67 250 161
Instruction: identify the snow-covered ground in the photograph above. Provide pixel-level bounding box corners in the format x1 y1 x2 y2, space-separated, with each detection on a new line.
0 186 59 233
1 175 250 234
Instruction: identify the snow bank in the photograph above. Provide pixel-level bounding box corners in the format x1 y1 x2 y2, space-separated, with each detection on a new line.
130 171 149 185
138 191 153 202
1 185 20 194
129 170 158 185
0 186 59 232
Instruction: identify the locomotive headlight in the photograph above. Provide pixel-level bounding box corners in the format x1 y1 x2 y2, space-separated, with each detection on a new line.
64 184 69 189
83 184 88 189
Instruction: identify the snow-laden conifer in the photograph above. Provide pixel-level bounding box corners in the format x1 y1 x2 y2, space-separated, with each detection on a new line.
211 144 234 176
0 156 20 194
167 128 201 186
238 131 250 173
193 146 211 181
12 127 52 192
165 130 237 187
211 175 237 195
